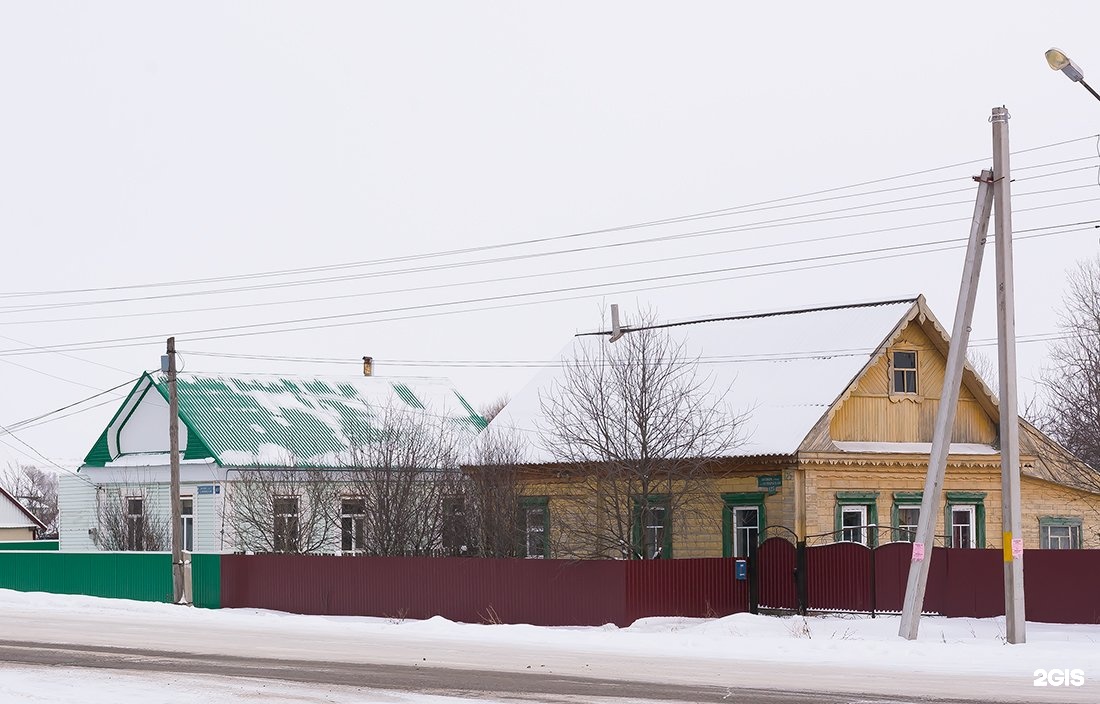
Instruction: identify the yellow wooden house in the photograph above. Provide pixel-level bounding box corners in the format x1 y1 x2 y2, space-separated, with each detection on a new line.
490 296 1099 559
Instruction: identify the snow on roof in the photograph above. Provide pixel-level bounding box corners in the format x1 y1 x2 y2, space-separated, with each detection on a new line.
491 298 918 462
0 484 46 530
83 372 487 469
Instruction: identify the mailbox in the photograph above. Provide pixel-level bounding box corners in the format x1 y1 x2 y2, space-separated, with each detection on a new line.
735 559 748 581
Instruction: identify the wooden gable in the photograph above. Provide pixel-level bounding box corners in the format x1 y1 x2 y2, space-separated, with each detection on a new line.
800 298 1002 451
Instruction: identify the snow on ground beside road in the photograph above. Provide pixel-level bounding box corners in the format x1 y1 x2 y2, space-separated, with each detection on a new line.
0 588 1097 702
0 665 512 704
0 588 1094 680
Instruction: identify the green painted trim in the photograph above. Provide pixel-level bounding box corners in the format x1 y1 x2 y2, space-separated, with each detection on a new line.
113 382 155 458
453 392 489 430
632 495 672 559
1039 515 1083 526
721 493 766 558
834 492 879 547
891 493 922 542
83 375 153 466
148 377 220 465
520 496 550 558
944 494 986 548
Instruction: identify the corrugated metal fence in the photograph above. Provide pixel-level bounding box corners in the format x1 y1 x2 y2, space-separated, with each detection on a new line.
0 549 1096 625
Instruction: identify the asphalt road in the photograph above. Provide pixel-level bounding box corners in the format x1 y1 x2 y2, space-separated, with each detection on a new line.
0 639 999 704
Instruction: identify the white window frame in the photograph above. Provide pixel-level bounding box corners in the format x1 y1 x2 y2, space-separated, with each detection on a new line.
340 497 367 555
951 505 977 549
732 506 760 558
522 502 548 559
125 495 145 551
841 505 868 545
180 496 194 552
273 496 300 553
896 505 920 543
1040 519 1082 550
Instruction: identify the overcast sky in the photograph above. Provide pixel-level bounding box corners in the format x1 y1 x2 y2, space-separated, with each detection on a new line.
1 3 1099 469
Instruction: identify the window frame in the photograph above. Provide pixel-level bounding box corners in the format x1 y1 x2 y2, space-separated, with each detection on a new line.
944 491 986 548
1039 516 1083 549
519 496 550 559
273 495 300 553
180 496 194 552
340 496 367 555
441 495 470 555
891 491 922 543
834 491 879 547
632 495 672 560
125 495 145 551
722 492 766 558
888 348 920 398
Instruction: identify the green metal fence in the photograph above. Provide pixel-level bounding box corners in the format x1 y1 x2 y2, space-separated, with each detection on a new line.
191 553 221 609
0 552 174 602
0 540 59 551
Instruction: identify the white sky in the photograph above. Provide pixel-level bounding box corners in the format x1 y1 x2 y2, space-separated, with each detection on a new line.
1 3 1099 469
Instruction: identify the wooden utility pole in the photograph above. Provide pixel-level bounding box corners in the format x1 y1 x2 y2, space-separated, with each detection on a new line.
991 106 1026 643
898 169 994 639
166 336 185 604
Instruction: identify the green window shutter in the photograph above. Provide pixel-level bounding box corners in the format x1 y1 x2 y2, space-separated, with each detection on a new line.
891 491 923 543
632 495 671 560
834 491 879 547
519 496 550 558
944 491 987 548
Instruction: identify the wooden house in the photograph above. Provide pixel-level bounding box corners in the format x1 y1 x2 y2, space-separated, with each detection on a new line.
0 484 46 542
489 296 1100 558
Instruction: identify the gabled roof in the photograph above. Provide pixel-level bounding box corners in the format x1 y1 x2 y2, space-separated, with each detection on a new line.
83 372 487 469
491 297 924 462
0 484 46 531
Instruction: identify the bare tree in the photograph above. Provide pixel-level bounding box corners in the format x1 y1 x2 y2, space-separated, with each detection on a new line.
1 464 58 538
464 427 528 557
93 487 170 551
227 467 342 554
479 395 510 423
347 406 467 556
1038 255 1100 475
539 309 744 559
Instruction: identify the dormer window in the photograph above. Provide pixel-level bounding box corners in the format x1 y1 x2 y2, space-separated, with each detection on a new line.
892 351 918 394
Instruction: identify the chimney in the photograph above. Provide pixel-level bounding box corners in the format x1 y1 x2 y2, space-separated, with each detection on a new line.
362 356 374 377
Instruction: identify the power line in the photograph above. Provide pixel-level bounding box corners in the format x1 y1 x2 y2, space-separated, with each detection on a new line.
1 377 138 436
0 135 1096 304
0 218 1095 358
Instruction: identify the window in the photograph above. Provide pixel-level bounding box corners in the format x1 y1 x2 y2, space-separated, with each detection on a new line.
442 496 470 554
891 491 922 543
1040 517 1082 549
841 506 868 544
834 491 878 546
892 350 918 394
180 497 194 552
520 497 549 558
273 497 300 553
125 497 144 551
341 498 366 554
944 491 985 548
633 496 671 559
722 492 766 558
951 506 976 548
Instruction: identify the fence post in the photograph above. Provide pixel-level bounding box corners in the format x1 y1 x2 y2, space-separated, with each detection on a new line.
795 540 808 615
869 539 877 619
748 540 759 614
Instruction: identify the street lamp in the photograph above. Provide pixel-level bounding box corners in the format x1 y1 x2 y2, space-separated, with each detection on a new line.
1045 47 1100 102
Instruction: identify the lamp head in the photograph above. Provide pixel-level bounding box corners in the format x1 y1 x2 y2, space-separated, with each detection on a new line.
1046 48 1085 82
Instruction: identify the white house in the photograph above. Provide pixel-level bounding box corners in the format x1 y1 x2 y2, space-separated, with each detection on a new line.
59 371 487 553
0 484 46 542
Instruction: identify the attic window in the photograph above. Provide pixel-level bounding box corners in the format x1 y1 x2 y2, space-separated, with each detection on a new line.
892 351 918 394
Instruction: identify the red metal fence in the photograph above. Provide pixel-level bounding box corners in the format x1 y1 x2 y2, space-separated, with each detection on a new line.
221 554 749 627
218 547 1100 626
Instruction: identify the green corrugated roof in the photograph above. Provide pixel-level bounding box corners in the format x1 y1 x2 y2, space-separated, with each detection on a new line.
84 372 486 468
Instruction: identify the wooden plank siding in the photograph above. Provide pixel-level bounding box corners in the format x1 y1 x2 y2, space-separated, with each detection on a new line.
828 322 997 444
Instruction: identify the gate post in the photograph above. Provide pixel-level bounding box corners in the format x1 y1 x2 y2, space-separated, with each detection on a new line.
747 540 759 615
869 540 877 618
795 540 808 615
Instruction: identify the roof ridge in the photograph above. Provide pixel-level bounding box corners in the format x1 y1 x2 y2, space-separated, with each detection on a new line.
576 296 920 337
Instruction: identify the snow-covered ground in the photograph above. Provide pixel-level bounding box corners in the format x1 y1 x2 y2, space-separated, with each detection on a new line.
0 589 1097 702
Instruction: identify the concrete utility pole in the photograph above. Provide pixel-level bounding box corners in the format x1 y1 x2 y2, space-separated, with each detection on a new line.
898 169 994 640
991 106 1026 643
166 336 185 604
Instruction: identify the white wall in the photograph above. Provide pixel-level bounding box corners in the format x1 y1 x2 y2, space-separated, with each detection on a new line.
118 390 188 455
